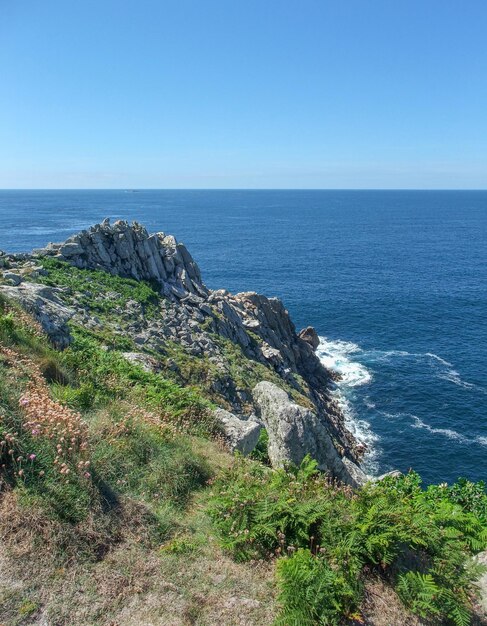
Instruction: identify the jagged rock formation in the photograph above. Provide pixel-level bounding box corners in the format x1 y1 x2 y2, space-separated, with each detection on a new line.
1 218 367 484
253 381 367 486
298 326 320 351
35 218 207 299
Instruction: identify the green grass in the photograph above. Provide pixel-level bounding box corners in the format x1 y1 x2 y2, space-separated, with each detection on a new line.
37 257 162 318
32 258 311 416
90 404 212 509
0 294 217 545
3 269 487 626
56 327 219 434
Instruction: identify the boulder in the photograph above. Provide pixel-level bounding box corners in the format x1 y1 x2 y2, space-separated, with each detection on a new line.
3 219 367 476
373 470 403 482
213 408 262 455
298 326 320 351
0 282 74 348
2 272 22 286
252 381 367 487
59 242 83 257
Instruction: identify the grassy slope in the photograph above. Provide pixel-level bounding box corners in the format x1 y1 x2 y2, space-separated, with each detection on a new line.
0 295 276 626
1 264 487 626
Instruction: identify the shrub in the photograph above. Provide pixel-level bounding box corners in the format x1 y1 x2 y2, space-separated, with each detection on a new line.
0 347 94 524
208 457 487 626
275 548 362 626
59 330 218 435
250 428 271 465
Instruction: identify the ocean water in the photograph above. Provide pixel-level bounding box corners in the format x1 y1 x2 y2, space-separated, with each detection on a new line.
0 189 486 484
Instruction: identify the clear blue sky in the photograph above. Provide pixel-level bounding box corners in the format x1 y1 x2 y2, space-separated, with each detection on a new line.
1 0 487 189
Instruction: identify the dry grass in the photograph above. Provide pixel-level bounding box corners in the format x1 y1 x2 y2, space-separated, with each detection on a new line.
358 572 487 626
0 488 277 626
358 576 425 626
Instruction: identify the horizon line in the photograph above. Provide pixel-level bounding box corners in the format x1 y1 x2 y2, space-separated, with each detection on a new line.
1 188 487 192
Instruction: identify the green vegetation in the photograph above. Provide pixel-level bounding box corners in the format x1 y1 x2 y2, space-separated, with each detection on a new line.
209 456 487 626
2 290 263 625
0 295 214 541
38 257 162 318
90 404 211 508
57 327 218 434
2 274 487 626
250 428 271 465
212 334 313 410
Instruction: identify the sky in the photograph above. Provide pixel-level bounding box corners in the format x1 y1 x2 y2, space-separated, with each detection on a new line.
1 0 487 189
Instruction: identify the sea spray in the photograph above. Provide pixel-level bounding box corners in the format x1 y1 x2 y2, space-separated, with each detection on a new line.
316 337 379 473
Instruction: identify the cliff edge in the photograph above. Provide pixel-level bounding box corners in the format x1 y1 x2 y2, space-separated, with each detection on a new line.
1 218 366 485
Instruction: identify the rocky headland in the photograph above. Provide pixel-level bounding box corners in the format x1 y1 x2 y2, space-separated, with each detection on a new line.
2 219 487 626
0 218 366 485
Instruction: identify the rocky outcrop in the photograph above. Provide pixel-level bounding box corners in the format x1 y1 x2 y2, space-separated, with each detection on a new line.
35 218 207 300
0 283 74 348
2 272 22 286
2 218 368 484
213 408 262 455
298 326 320 351
121 352 161 373
253 381 367 487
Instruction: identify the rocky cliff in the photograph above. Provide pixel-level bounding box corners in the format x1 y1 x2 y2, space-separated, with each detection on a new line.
0 219 366 485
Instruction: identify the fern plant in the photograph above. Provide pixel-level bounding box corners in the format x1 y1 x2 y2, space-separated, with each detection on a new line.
208 456 487 626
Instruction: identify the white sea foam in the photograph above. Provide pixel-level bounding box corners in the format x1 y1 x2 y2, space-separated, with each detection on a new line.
371 349 482 393
379 411 402 420
316 338 372 386
425 354 485 393
317 337 378 472
363 396 376 409
375 350 412 359
411 415 487 446
438 369 476 389
425 352 453 367
316 338 486 471
411 416 469 443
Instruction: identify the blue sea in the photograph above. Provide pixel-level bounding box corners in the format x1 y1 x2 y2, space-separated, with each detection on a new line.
0 189 486 485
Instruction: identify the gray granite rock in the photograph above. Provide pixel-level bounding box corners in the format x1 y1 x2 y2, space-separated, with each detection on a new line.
2 219 367 483
298 326 320 351
121 352 160 373
475 550 487 615
36 218 208 299
253 381 367 487
0 282 74 347
213 408 262 455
